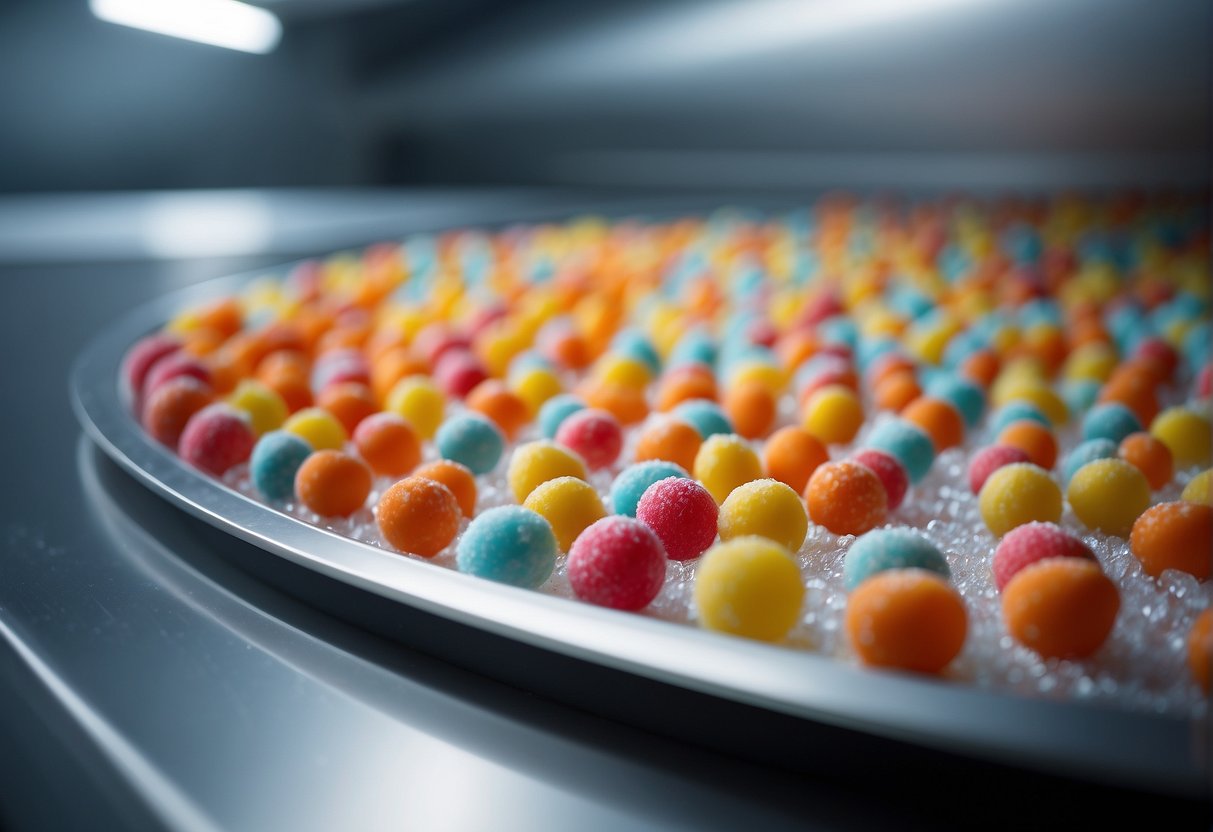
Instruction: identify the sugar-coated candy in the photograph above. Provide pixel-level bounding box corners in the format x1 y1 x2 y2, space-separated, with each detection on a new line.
978 463 1062 536
693 434 763 504
723 380 777 440
353 413 421 478
763 426 829 495
968 444 1031 494
901 396 964 451
434 349 489 399
866 419 935 484
634 418 702 473
567 516 667 610
1081 403 1142 445
611 460 689 516
249 430 312 501
144 352 211 399
178 404 255 476
523 476 607 552
926 375 985 428
386 376 446 439
456 506 557 588
1067 458 1150 537
510 366 563 416
718 479 808 553
991 522 1094 591
1150 406 1212 467
467 379 530 440
538 394 586 439
124 333 182 394
295 450 372 518
316 382 377 435
694 537 804 642
377 476 461 557
990 401 1051 435
1190 610 1212 693
142 376 214 447
1129 501 1212 580
849 449 909 511
555 408 624 470
636 477 718 561
1182 469 1213 504
508 440 588 502
412 459 477 517
227 379 287 436
1117 432 1173 490
1002 558 1119 659
1061 438 1117 486
674 399 734 439
802 385 864 445
843 529 949 591
845 569 966 673
435 413 505 475
805 460 888 537
283 407 348 452
997 419 1057 470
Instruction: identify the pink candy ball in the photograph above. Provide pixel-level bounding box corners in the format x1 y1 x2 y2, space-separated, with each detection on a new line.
1197 362 1212 399
555 408 623 470
312 349 371 391
968 444 1032 494
143 352 211 401
178 404 256 476
433 349 489 399
567 516 667 610
635 476 718 561
414 324 472 365
851 449 910 511
992 521 1095 591
123 333 182 396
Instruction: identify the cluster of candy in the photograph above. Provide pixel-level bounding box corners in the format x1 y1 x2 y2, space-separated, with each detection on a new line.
123 195 1212 700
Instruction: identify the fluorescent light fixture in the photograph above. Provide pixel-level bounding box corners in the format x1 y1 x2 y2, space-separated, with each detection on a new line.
141 192 273 258
90 0 282 54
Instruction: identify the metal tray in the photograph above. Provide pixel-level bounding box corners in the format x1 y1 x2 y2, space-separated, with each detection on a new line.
70 248 1210 801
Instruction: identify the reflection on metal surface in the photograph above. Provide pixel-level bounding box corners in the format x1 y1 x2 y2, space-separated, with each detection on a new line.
90 0 282 54
140 192 274 259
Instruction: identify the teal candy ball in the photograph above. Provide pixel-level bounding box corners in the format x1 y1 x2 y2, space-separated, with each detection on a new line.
456 506 557 589
844 528 951 591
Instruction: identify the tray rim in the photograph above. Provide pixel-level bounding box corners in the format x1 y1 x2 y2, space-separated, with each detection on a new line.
69 205 1210 800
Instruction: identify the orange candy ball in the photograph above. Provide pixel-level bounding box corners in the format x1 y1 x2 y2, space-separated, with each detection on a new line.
901 396 965 451
845 569 967 674
656 368 717 412
317 382 379 435
1117 432 1173 491
959 349 1000 388
633 418 702 472
376 476 462 557
467 379 530 440
1189 610 1212 693
141 377 214 447
997 419 1058 470
874 370 922 412
412 459 478 518
1002 558 1119 659
353 412 422 478
723 380 777 439
1129 501 1212 580
295 450 373 518
763 426 829 495
805 460 888 537
581 381 649 425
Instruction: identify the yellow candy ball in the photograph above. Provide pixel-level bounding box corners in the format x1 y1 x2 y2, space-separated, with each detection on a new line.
802 384 864 446
386 376 445 439
1062 342 1117 383
523 476 607 552
507 440 588 503
1182 469 1213 505
593 354 652 389
227 379 288 436
694 537 804 642
1150 407 1212 467
718 479 808 553
693 434 764 504
510 367 564 416
1067 458 1150 537
991 381 1068 426
729 361 787 394
978 463 1062 537
283 407 348 451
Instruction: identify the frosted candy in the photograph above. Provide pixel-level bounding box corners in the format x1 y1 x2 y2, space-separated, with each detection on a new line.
926 375 985 428
567 516 667 610
695 536 804 642
179 404 255 476
845 570 966 674
866 419 935 484
610 460 689 516
1061 438 1118 486
1082 403 1142 444
718 479 809 552
1002 558 1119 659
456 506 557 588
968 444 1031 494
978 463 1061 536
555 408 624 470
991 522 1094 591
1129 501 1212 580
850 449 909 511
538 394 586 439
1150 406 1213 467
674 399 734 439
843 529 950 591
249 430 312 501
435 413 505 475
693 434 763 504
1067 458 1150 537
523 476 607 552
806 460 888 536
636 477 718 561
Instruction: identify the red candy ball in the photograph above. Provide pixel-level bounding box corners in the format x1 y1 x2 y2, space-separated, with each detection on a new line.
850 449 910 511
992 522 1096 591
636 477 719 561
123 333 182 395
555 408 623 470
178 404 255 476
143 352 211 399
1197 362 1212 399
567 516 668 610
414 324 472 365
433 349 489 399
968 444 1032 495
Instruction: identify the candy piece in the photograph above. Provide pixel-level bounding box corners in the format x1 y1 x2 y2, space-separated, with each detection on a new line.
1117 432 1173 490
723 380 777 439
657 366 717 411
718 479 808 552
874 371 922 412
866 419 935 484
434 349 489 399
378 476 461 557
249 430 312 501
1081 402 1142 444
992 522 1094 591
567 516 667 610
993 381 1068 425
762 426 829 495
1129 501 1212 579
295 450 372 517
805 460 888 537
537 394 586 439
990 401 1051 435
456 506 557 588
1150 406 1212 467
467 379 530 440
611 460 689 516
997 419 1058 470
610 329 661 375
845 569 966 673
1190 610 1212 693
555 408 624 470
592 354 652 389
1002 558 1119 659
636 477 718 561
316 382 378 435
850 449 909 511
1182 469 1213 504
435 413 505 475
1067 458 1150 537
283 407 347 452
978 463 1062 536
1060 438 1117 486
582 381 649 425
178 404 255 476
142 376 213 447
968 444 1031 494
693 434 763 504
694 537 804 642
353 412 421 478
926 375 985 428
226 379 287 436
386 376 445 439
634 418 702 473
412 459 477 517
510 366 563 416
901 396 964 452
523 476 607 552
802 385 864 446
674 399 734 439
843 529 950 591
144 352 211 401
124 333 182 395
507 440 588 503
